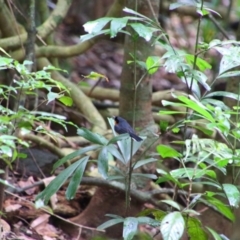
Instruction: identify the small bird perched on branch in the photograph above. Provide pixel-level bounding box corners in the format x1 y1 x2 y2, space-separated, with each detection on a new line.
114 116 143 142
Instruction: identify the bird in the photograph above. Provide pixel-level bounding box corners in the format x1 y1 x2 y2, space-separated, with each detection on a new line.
114 116 143 142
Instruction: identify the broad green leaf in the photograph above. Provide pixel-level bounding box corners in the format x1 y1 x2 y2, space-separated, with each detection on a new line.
203 7 221 17
83 18 112 34
157 145 181 158
146 56 161 74
97 218 124 230
0 145 12 157
178 95 215 122
47 92 60 104
203 196 235 221
58 96 73 106
215 46 240 74
170 168 214 180
80 29 110 42
133 158 157 169
187 217 208 240
53 145 100 170
137 217 160 227
222 184 240 207
98 146 109 179
160 200 180 210
206 227 223 240
217 70 240 79
130 23 154 41
160 212 184 240
83 71 108 81
205 91 239 101
110 17 128 38
107 134 129 145
197 8 209 16
191 70 211 91
185 54 212 71
0 57 13 67
156 169 182 187
123 217 138 240
123 7 152 22
106 144 125 164
65 156 89 199
117 135 142 163
202 98 229 110
37 159 85 204
77 128 108 145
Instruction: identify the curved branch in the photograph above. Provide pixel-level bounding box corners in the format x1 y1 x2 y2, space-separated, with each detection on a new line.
21 134 66 158
0 0 71 49
36 0 125 58
11 176 191 210
37 57 107 133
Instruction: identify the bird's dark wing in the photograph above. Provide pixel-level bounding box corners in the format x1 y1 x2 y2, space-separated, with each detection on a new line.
114 124 142 141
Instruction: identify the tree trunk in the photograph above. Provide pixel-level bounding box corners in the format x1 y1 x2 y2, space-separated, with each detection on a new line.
69 0 159 239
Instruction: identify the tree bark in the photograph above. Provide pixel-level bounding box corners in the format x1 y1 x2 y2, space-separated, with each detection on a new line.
69 0 160 238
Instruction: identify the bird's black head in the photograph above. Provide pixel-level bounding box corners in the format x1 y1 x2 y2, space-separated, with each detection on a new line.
114 116 125 124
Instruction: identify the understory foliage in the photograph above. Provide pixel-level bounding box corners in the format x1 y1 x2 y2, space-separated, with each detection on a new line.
37 3 240 240
0 54 72 172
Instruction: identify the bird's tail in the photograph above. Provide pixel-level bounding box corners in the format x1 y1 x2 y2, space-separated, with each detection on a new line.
129 132 143 142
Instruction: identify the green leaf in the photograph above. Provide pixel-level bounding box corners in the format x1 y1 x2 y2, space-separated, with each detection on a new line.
53 145 100 170
160 200 180 210
146 56 161 74
83 17 112 34
156 169 182 187
80 29 110 42
217 70 240 79
133 158 157 169
116 135 142 163
160 212 184 240
157 145 181 158
187 217 208 240
83 71 108 81
97 218 124 230
58 96 73 106
203 196 235 221
185 54 212 71
123 217 138 240
137 216 160 227
205 91 240 101
77 128 108 145
0 57 13 67
98 146 109 179
130 23 154 41
65 156 89 200
206 227 223 240
222 183 240 207
107 134 129 145
37 159 85 204
170 168 213 180
0 145 12 157
110 17 128 38
177 95 215 122
47 92 59 103
216 46 240 75
106 144 125 164
123 7 152 22
191 70 211 91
